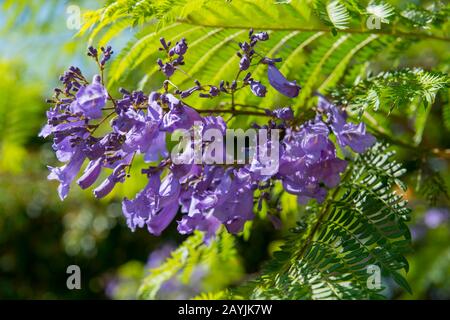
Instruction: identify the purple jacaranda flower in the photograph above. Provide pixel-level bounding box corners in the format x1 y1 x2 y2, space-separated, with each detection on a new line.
147 173 181 235
215 187 255 233
178 212 221 242
211 169 255 233
272 107 294 120
267 64 301 98
77 157 103 189
176 166 254 235
300 121 330 162
123 172 181 236
202 116 227 134
123 110 167 162
277 122 347 204
322 97 376 153
52 130 89 163
424 208 449 229
249 80 267 97
94 163 127 198
39 109 61 138
329 108 375 153
40 114 90 165
239 55 250 71
310 157 347 188
248 137 280 179
47 148 86 200
148 91 161 103
317 94 333 112
86 133 123 161
281 172 328 204
123 172 161 232
70 75 107 119
39 123 53 139
161 94 202 132
42 40 379 241
335 122 376 153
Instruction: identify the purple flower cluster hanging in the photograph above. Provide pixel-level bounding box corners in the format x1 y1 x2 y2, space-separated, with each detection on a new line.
40 31 375 241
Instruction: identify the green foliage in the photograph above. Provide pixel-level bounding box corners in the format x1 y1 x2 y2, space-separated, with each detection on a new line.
138 230 243 299
79 0 449 117
0 61 44 173
402 226 450 299
314 0 350 32
416 169 449 207
333 68 449 115
229 144 411 299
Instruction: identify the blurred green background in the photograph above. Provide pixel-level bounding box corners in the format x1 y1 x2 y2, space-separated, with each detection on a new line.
0 0 449 299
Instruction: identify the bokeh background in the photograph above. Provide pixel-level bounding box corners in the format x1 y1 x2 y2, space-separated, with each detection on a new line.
0 0 449 299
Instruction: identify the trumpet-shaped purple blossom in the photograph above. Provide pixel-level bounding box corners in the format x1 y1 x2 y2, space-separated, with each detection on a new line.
71 75 108 119
267 64 301 98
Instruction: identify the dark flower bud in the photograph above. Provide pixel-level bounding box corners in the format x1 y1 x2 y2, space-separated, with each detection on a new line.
180 86 200 98
239 55 250 71
257 196 264 211
163 80 169 92
249 80 266 97
157 59 175 78
261 57 282 64
87 46 98 58
160 37 169 50
239 41 251 52
172 55 184 66
243 72 252 83
209 86 219 97
219 80 228 93
272 107 294 120
174 38 188 55
119 87 130 95
253 31 269 41
100 46 113 65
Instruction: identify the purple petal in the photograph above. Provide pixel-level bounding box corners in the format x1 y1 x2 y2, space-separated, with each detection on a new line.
267 64 300 98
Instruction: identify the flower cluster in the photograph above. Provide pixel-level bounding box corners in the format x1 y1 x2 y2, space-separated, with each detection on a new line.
40 31 376 241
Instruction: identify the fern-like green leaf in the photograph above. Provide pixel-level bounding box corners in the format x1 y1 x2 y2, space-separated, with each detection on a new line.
231 144 411 300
